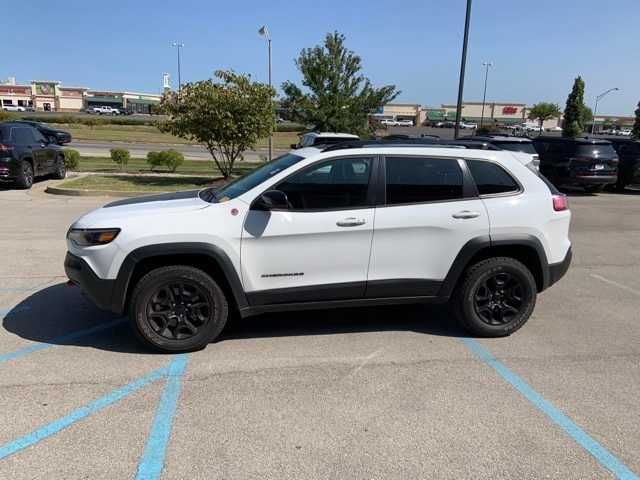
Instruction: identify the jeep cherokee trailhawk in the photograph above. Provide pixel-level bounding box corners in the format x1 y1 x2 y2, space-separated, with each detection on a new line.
65 141 572 352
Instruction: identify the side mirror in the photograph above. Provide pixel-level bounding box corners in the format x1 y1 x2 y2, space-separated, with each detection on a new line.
252 190 290 211
290 143 298 149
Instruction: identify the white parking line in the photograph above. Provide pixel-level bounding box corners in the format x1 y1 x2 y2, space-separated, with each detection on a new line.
590 274 640 297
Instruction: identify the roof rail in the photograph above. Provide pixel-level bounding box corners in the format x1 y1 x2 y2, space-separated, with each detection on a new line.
321 138 466 152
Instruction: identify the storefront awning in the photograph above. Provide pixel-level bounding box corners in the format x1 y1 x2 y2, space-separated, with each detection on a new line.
86 96 122 104
127 98 160 105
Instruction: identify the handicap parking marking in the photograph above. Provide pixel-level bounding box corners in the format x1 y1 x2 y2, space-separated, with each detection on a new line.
135 354 189 480
461 338 639 480
0 317 126 364
0 365 169 460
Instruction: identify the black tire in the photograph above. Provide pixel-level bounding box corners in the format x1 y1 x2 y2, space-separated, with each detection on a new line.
15 160 34 189
129 265 229 353
453 257 537 337
52 156 66 180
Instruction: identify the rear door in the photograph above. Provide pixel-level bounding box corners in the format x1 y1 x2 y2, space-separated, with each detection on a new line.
241 155 377 305
11 127 46 174
31 128 56 172
366 155 489 297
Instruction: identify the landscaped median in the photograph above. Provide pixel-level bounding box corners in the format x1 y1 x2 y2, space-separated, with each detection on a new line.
47 173 228 197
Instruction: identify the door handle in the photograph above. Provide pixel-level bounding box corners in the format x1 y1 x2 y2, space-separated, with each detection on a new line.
336 217 366 227
452 210 481 219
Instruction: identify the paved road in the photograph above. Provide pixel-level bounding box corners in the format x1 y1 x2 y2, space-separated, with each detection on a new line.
0 181 639 479
68 140 287 162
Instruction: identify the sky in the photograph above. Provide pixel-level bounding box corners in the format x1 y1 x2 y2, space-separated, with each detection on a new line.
5 0 638 115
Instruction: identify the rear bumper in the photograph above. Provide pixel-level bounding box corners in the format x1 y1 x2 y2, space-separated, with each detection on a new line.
546 247 572 289
571 174 617 185
0 161 19 181
65 252 118 313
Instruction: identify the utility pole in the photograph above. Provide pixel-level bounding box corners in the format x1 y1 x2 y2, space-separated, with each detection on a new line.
454 0 472 139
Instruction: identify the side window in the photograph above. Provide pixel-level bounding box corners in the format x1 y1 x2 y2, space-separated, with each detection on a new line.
11 128 35 145
277 157 373 210
32 129 46 143
385 156 464 205
467 160 520 195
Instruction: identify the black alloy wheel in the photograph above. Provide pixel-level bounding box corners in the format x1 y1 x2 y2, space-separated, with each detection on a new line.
146 281 212 341
473 272 524 326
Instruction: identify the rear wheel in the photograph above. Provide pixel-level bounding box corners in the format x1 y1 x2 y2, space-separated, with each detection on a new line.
453 257 537 337
130 265 229 353
15 161 34 189
52 156 66 180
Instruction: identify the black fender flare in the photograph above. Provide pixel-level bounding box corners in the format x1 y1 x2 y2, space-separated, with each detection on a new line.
438 234 549 299
110 242 248 314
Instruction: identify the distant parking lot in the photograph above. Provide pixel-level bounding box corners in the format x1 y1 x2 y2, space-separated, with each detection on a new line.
0 182 639 479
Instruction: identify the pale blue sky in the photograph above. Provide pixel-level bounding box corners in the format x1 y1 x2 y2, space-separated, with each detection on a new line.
5 0 638 114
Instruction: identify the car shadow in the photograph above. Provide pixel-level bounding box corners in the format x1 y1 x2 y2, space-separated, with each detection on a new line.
3 283 466 353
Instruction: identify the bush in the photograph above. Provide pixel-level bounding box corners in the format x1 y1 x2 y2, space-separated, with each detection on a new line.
274 122 306 132
63 149 80 170
0 110 13 122
475 124 501 135
146 149 184 172
110 148 130 170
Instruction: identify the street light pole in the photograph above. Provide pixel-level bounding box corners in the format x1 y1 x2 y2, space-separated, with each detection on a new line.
171 42 184 90
480 62 493 128
591 87 619 134
259 25 273 161
454 0 473 139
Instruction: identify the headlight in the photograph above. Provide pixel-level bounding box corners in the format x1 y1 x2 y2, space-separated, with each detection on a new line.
67 228 120 246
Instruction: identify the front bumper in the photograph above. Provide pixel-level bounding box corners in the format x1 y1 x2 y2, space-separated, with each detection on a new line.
547 247 572 288
65 252 118 313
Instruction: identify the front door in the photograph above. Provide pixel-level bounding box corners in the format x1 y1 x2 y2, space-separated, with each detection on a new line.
241 156 377 305
366 155 489 297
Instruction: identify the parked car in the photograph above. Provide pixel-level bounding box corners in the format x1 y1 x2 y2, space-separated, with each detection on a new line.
2 105 26 112
546 126 563 132
607 138 640 190
65 140 571 352
617 129 632 137
459 122 477 129
292 132 359 149
91 106 120 115
465 135 540 170
14 120 72 145
435 121 455 128
0 122 66 189
396 119 414 127
532 136 618 192
380 119 399 126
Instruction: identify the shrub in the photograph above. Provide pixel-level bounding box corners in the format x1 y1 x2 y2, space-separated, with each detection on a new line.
476 124 501 135
0 110 13 122
63 149 80 170
110 148 130 170
274 122 306 132
146 149 184 172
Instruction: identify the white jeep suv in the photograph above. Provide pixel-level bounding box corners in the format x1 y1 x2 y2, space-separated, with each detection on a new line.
65 141 572 352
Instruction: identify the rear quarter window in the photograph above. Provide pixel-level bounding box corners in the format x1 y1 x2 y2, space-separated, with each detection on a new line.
467 160 520 195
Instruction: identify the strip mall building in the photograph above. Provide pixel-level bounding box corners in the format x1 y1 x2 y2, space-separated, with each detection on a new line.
0 79 161 114
374 102 635 130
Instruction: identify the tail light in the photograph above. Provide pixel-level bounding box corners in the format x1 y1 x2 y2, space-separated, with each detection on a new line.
553 194 568 212
0 143 12 151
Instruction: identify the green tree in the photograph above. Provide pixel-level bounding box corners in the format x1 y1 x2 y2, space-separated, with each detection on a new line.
110 148 130 170
632 101 640 140
562 76 587 137
281 31 399 135
159 70 274 179
528 102 562 134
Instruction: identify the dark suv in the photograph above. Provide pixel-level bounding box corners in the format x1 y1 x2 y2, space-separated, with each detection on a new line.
607 138 640 191
532 136 618 192
0 122 66 189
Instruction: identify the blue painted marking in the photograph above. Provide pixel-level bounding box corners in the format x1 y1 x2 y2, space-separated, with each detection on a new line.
0 365 168 460
461 337 639 480
0 317 126 364
135 354 189 480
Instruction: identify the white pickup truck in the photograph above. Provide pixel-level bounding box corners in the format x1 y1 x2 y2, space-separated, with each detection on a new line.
91 106 120 115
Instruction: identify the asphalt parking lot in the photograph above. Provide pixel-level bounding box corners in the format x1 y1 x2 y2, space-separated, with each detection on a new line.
0 181 639 479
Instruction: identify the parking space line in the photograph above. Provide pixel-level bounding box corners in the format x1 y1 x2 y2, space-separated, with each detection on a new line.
461 338 639 480
590 274 640 297
0 365 168 460
135 354 189 480
0 318 126 364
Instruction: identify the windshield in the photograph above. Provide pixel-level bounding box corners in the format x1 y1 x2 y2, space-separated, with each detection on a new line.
493 142 537 155
200 153 304 203
576 144 617 157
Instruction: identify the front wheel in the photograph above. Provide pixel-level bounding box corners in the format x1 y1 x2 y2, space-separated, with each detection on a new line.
52 156 66 179
453 257 537 337
130 265 229 353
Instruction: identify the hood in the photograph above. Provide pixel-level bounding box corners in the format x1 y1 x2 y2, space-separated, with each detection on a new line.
73 190 210 228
